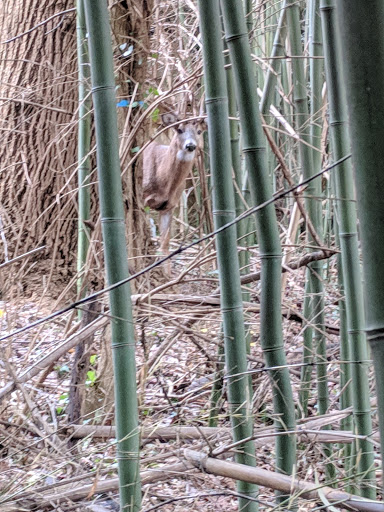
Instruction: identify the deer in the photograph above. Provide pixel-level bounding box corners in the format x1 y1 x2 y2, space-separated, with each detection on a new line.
142 112 206 270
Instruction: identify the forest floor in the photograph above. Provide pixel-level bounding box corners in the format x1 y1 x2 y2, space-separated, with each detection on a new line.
0 234 381 511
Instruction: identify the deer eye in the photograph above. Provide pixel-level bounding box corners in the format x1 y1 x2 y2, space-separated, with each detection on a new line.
177 128 183 134
197 130 202 135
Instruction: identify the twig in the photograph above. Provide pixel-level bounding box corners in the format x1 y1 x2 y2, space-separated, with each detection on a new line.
0 462 194 511
0 213 8 262
0 97 72 115
2 8 76 44
0 246 46 269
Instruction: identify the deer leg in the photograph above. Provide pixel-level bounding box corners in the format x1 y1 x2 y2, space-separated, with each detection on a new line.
159 210 173 273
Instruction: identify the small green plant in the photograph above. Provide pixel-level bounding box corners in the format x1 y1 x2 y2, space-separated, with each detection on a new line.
86 369 97 387
56 392 69 415
151 107 160 122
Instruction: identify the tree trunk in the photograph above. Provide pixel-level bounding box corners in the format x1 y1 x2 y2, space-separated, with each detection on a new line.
0 0 152 287
0 0 79 278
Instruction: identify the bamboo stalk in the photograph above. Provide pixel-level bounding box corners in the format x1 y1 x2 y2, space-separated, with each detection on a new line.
307 0 335 480
260 1 287 116
197 0 258 509
307 0 326 412
76 0 92 306
285 0 329 428
224 17 252 375
68 424 381 446
334 216 353 479
322 0 376 496
82 1 141 509
220 0 296 503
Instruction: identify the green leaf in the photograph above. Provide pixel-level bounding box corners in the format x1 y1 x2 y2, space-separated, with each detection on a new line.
151 108 160 122
148 87 159 96
90 354 97 365
131 146 140 154
87 370 96 380
86 370 97 386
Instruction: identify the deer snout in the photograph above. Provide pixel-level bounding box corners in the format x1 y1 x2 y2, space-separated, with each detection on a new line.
185 142 197 152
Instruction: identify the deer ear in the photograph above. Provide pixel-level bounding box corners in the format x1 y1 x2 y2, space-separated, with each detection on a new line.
199 119 208 132
161 113 179 127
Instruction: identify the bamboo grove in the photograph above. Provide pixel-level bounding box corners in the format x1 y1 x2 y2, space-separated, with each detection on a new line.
1 0 384 511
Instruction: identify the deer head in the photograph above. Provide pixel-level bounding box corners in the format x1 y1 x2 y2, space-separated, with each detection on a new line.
162 113 206 162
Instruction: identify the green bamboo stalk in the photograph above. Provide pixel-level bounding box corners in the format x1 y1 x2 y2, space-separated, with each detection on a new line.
285 0 329 421
260 1 287 116
255 2 265 90
263 3 280 192
334 210 353 481
321 0 376 497
242 0 257 253
244 0 253 37
220 0 296 500
309 0 323 176
241 169 257 256
226 46 243 239
197 1 258 509
68 0 94 431
265 2 280 59
76 0 92 307
308 0 329 425
298 290 313 415
82 1 141 510
225 36 253 363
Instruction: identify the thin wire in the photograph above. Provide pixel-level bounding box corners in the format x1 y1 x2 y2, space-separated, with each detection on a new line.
0 154 351 342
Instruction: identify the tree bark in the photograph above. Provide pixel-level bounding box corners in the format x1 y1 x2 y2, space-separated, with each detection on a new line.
0 0 79 276
0 0 153 284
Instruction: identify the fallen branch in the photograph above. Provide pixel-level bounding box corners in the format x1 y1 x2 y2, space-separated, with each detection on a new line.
240 249 337 286
69 424 367 445
0 462 194 511
66 409 368 449
184 449 382 512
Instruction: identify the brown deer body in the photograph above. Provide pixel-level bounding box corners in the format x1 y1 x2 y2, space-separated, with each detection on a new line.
143 113 206 264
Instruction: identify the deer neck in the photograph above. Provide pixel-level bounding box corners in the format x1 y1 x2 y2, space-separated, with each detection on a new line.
157 138 195 193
